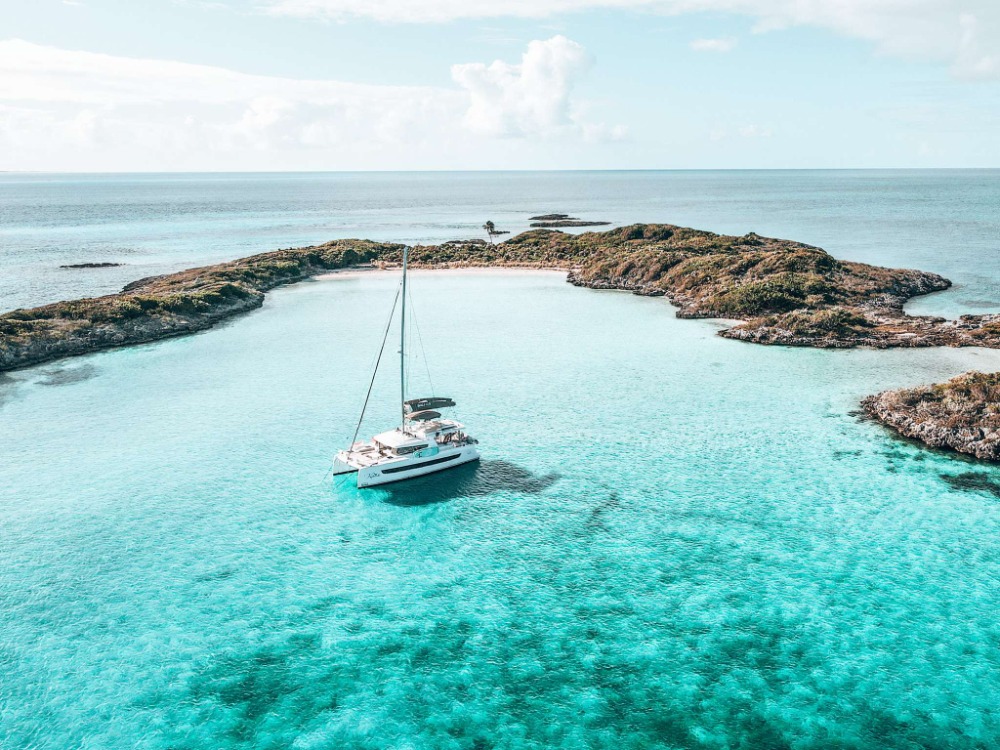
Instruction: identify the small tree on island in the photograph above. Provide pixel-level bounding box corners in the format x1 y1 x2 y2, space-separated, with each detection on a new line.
483 220 496 245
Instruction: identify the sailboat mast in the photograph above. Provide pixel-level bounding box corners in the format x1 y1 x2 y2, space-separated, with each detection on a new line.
400 245 408 431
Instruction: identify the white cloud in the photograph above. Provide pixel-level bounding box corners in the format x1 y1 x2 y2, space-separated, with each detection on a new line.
0 38 616 170
956 12 999 77
690 37 737 52
0 39 458 169
261 0 638 23
0 39 443 107
451 35 612 138
259 0 1000 79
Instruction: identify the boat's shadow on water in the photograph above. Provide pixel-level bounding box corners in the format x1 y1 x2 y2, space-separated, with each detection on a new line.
377 459 560 506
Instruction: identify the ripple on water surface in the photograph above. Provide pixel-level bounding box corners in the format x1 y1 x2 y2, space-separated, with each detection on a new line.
2 271 1000 749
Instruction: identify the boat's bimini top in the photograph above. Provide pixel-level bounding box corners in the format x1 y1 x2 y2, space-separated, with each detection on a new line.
403 397 456 414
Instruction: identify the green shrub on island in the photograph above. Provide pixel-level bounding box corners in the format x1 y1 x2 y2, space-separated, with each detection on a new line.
710 279 806 315
970 320 1000 341
928 371 1000 411
755 308 876 335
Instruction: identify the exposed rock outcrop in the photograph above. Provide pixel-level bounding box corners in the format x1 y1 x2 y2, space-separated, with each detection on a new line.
59 262 125 269
528 213 611 228
862 372 1000 462
530 220 612 228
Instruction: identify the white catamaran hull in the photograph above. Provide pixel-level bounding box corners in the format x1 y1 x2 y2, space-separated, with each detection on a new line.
356 445 480 488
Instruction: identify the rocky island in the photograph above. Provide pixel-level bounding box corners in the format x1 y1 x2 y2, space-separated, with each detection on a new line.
4 221 1000 461
1 240 398 372
863 372 1000 462
59 262 125 269
5 222 1000 374
529 213 612 228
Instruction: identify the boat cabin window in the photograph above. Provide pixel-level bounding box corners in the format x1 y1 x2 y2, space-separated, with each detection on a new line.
396 443 429 456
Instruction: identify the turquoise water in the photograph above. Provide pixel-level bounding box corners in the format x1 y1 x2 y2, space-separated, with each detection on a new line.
2 170 999 318
3 267 1000 749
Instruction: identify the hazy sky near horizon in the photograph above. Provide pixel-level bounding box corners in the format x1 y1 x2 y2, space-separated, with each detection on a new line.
2 0 1000 170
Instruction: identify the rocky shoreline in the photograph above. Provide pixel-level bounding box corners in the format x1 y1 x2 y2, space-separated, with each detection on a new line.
862 372 1000 462
6 222 1000 373
719 309 1000 349
0 240 398 372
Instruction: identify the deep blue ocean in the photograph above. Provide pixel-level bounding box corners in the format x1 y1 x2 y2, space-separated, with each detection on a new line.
2 171 1000 749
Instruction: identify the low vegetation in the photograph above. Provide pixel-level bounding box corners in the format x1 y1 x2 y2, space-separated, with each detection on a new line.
863 372 1000 462
4 222 1000 372
0 240 397 370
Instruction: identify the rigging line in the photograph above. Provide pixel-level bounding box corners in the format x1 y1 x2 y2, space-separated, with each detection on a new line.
356 284 396 383
348 282 402 449
407 283 436 398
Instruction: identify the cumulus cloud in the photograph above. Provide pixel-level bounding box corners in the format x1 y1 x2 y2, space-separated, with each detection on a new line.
451 35 614 138
260 0 1000 79
0 37 615 170
690 37 737 52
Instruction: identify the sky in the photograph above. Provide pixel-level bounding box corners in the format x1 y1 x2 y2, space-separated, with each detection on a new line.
1 0 999 170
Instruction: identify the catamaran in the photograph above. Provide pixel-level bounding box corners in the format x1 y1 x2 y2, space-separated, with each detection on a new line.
333 247 480 488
